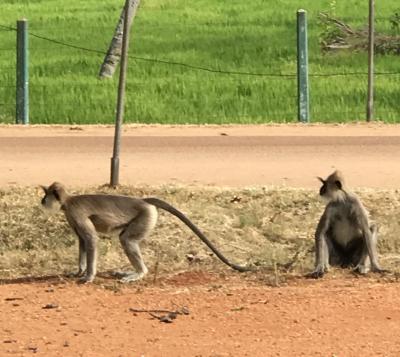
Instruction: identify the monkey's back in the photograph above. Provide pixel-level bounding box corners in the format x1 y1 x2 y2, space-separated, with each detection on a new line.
64 194 148 233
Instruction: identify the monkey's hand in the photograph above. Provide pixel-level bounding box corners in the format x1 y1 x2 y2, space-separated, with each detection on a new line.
305 267 325 279
354 264 369 275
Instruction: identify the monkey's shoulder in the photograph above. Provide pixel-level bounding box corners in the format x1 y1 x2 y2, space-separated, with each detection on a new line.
326 196 369 225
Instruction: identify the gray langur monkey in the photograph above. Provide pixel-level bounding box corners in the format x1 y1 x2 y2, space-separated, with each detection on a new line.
307 170 387 279
40 182 251 283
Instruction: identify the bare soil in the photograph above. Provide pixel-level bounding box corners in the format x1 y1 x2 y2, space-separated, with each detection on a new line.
1 272 400 357
2 123 400 356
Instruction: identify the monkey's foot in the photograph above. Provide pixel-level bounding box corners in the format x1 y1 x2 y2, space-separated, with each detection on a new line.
112 271 130 279
66 269 86 278
371 267 390 274
118 271 146 283
305 270 324 279
77 275 94 284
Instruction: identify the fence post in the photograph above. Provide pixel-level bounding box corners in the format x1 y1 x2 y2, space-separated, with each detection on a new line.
297 9 310 123
16 18 29 125
366 0 375 122
110 0 132 187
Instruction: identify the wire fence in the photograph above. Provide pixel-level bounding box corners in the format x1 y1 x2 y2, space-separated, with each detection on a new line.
0 13 399 124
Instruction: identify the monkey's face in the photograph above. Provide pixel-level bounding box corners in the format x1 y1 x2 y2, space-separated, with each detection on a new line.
318 177 327 196
40 186 61 212
318 176 344 202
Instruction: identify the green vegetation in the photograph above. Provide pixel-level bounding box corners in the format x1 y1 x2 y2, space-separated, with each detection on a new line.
1 185 400 280
0 0 399 124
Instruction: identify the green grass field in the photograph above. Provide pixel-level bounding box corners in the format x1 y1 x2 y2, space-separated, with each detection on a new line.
0 0 399 124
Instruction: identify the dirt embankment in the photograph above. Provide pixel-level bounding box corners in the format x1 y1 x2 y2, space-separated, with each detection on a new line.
2 123 400 188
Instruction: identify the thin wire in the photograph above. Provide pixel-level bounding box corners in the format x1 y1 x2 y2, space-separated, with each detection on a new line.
1 23 400 78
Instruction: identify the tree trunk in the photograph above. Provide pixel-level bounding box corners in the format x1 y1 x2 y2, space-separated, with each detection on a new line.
99 0 140 79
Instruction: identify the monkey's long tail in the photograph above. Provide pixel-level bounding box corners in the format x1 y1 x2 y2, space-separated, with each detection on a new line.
143 197 253 272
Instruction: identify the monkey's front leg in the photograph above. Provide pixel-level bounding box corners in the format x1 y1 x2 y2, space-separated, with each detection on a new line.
76 235 87 277
74 223 98 284
307 233 330 279
78 237 97 284
66 233 87 278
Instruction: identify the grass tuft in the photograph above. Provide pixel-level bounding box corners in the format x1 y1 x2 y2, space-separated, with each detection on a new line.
1 184 400 280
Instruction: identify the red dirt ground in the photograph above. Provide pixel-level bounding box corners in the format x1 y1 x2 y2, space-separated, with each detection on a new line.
2 123 400 356
1 272 400 357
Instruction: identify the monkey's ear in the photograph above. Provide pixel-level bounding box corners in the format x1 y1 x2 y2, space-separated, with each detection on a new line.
334 180 342 190
317 177 325 184
39 185 48 193
53 190 60 201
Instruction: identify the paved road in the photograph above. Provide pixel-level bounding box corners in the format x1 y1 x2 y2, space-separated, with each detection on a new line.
1 124 400 188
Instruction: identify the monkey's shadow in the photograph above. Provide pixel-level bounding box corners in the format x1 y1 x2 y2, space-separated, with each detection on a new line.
0 271 118 285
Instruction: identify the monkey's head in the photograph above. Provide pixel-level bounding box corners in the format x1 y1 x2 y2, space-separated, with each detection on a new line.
40 182 68 211
317 170 346 202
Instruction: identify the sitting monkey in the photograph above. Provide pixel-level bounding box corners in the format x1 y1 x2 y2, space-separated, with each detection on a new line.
308 170 386 278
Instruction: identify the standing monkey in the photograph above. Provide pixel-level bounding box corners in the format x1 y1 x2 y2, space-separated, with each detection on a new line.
40 182 251 283
308 170 386 278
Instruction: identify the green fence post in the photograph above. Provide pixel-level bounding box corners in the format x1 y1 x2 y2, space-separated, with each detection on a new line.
366 0 375 122
297 9 309 123
16 18 29 125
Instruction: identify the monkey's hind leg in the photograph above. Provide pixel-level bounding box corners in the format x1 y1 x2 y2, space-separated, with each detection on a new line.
118 205 158 283
354 224 378 274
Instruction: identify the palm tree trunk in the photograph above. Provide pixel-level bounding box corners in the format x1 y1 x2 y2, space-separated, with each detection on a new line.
99 0 140 79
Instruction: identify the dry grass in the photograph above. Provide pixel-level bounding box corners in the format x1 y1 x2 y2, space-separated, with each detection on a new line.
1 184 400 281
